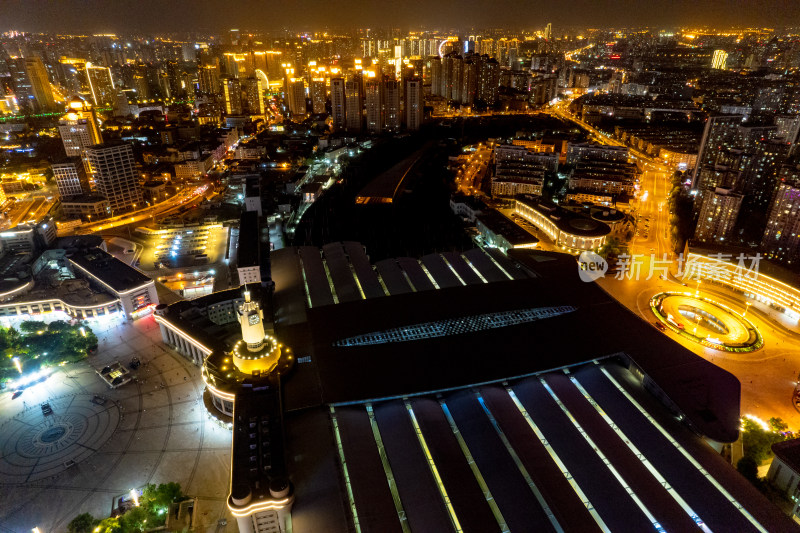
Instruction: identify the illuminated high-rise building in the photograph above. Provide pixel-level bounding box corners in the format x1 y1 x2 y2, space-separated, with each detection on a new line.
694 186 743 243
6 56 57 112
712 49 729 70
244 76 265 115
544 23 552 41
384 79 401 132
762 180 800 263
404 77 423 131
330 77 346 131
198 60 221 95
739 139 792 214
58 98 103 157
345 79 362 132
691 115 744 188
365 79 384 133
478 56 500 105
461 56 478 106
443 53 457 100
430 56 443 97
310 78 327 114
479 38 495 57
776 115 800 148
361 38 376 58
286 79 306 117
86 64 115 106
59 57 90 95
85 142 142 213
223 78 243 115
393 45 403 79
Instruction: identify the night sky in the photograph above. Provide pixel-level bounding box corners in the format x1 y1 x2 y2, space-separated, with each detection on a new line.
1 0 799 33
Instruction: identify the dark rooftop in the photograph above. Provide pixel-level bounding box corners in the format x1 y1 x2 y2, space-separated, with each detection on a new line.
68 247 152 293
355 143 431 204
275 248 739 443
476 209 539 247
230 383 293 512
238 211 260 269
772 438 800 475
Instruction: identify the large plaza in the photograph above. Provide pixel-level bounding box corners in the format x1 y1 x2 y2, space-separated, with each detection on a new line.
0 312 234 533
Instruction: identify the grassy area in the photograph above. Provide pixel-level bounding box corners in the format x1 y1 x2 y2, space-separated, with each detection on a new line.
0 320 98 385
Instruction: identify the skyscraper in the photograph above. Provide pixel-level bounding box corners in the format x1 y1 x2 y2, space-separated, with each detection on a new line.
330 77 346 131
58 98 103 157
223 78 243 115
310 78 327 114
544 23 552 41
384 79 401 132
365 79 384 133
198 61 221 95
243 76 265 115
404 77 423 131
6 56 57 113
694 186 744 243
430 56 442 97
478 56 500 105
461 56 478 106
345 79 363 132
286 79 306 117
86 64 115 106
762 180 800 263
6 57 34 111
691 115 745 188
739 139 792 214
85 142 142 213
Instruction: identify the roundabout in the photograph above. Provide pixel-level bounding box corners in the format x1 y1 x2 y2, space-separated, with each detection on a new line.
651 292 763 352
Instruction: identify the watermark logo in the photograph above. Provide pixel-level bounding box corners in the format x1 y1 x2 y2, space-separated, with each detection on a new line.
577 252 761 283
578 251 608 282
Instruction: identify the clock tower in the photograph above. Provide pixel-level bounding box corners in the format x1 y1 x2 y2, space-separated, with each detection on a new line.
237 287 266 352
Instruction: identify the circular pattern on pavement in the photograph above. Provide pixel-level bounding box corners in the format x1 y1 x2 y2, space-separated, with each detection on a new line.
651 292 763 352
0 394 120 482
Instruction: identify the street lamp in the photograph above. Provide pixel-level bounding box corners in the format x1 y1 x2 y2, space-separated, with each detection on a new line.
743 302 751 317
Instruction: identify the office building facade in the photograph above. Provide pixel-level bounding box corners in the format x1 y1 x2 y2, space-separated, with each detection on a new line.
85 143 142 213
52 158 90 197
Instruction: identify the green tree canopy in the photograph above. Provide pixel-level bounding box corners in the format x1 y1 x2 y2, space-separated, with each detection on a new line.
94 517 122 533
19 321 46 333
67 512 97 533
737 456 759 483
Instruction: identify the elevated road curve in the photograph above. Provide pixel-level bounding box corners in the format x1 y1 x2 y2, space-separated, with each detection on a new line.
651 292 762 352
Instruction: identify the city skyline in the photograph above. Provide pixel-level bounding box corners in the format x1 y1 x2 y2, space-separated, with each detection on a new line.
2 7 800 531
1 0 800 34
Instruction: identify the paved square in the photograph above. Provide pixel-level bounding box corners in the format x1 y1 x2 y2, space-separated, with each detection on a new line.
0 312 234 532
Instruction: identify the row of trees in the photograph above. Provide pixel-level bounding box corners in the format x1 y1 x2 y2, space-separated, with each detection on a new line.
0 320 99 384
667 171 696 254
68 483 186 533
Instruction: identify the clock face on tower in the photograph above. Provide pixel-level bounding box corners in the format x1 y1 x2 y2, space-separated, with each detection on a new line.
248 314 260 325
